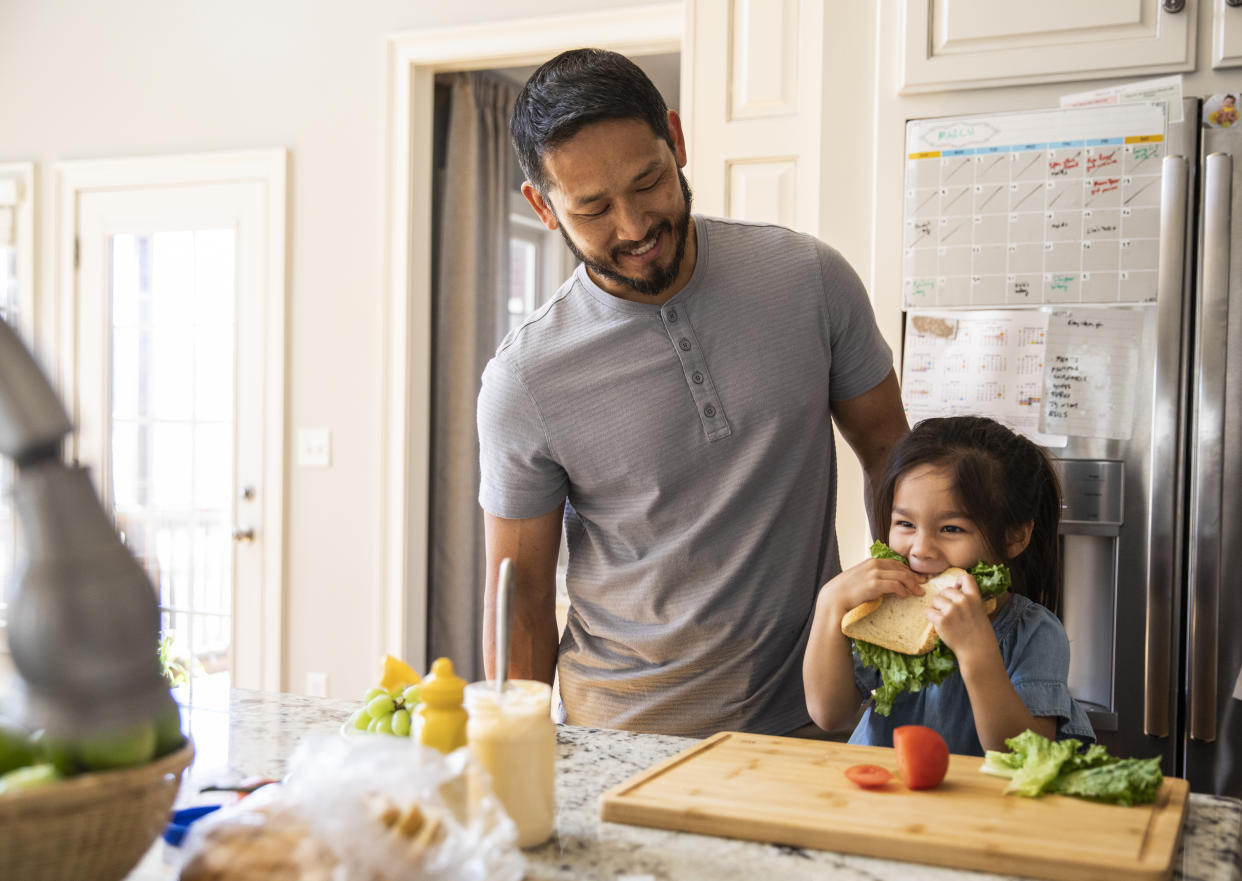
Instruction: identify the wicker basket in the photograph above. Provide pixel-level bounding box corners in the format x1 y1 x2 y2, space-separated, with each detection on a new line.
0 738 194 881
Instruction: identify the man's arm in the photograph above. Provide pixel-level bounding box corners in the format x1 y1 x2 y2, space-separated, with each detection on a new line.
482 505 565 685
830 369 910 536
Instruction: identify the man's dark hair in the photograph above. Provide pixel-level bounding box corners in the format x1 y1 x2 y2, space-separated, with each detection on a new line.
511 48 673 197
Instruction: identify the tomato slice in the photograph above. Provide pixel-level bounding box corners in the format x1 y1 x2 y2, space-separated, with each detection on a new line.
844 763 893 788
892 724 950 790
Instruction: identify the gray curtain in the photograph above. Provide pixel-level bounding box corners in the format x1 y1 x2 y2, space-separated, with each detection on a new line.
427 72 517 683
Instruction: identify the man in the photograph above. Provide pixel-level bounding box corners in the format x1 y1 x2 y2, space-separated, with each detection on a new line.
477 48 909 737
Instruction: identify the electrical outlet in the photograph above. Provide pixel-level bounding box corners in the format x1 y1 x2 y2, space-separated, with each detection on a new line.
305 672 329 697
297 428 332 468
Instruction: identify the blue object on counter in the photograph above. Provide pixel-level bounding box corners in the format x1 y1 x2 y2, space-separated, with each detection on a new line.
163 804 222 846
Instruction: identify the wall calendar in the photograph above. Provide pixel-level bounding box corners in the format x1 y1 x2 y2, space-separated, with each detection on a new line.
902 103 1167 310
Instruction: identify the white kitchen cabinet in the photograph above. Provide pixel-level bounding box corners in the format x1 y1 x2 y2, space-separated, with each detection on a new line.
900 0 1195 93
1212 0 1242 68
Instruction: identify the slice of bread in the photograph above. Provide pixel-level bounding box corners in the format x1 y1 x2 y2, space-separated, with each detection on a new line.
840 567 997 655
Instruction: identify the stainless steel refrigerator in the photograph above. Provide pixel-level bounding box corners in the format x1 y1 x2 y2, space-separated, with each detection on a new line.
900 98 1242 794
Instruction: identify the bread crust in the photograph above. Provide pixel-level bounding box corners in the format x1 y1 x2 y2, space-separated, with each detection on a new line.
840 567 997 655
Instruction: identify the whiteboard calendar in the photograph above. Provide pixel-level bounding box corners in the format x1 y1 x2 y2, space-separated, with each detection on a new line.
902 104 1167 309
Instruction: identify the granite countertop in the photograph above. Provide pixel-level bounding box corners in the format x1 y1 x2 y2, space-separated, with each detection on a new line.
128 688 1242 881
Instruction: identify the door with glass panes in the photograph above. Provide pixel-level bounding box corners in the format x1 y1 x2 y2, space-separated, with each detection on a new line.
70 174 282 700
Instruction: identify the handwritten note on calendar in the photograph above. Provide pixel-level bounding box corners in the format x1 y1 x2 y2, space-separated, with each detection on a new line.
1040 308 1147 439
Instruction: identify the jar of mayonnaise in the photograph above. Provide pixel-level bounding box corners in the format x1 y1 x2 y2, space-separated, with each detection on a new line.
464 679 556 848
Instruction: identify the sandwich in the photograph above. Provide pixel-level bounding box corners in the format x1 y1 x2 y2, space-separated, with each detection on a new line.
844 540 1011 716
841 568 998 655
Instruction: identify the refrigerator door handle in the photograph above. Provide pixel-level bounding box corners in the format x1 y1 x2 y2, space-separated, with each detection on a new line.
1189 152 1231 742
1146 155 1189 738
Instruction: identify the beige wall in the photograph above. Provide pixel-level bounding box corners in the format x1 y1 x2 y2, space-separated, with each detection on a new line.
0 0 659 702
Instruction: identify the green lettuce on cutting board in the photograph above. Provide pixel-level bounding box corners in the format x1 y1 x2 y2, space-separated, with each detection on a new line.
980 729 1163 806
852 540 1011 716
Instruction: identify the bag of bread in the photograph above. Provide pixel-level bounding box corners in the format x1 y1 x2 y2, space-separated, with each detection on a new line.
178 735 524 881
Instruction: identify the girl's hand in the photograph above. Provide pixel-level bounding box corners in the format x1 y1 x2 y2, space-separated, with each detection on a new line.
819 557 924 624
925 572 1000 668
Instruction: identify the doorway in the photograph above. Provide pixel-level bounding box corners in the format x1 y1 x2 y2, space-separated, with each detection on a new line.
382 6 683 670
58 152 288 707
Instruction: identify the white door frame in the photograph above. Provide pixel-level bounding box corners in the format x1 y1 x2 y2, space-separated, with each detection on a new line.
55 150 288 692
383 5 683 669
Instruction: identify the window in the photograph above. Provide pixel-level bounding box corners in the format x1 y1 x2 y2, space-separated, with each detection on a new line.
506 190 571 336
109 229 237 703
0 164 35 657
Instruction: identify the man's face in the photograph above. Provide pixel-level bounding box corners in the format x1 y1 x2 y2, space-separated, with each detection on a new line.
523 115 695 301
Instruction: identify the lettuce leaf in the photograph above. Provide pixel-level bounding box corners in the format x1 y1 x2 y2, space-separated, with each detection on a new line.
979 729 1162 806
998 729 1082 796
969 560 1011 598
868 539 907 562
851 541 1012 716
854 638 958 717
1047 758 1164 807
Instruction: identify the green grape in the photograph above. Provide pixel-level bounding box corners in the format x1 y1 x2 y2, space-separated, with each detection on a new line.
368 716 383 732
373 712 395 735
350 709 370 731
402 685 421 706
363 687 387 704
391 708 411 737
366 694 396 718
388 686 405 698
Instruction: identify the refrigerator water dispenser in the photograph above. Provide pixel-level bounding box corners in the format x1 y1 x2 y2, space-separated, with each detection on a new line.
1053 459 1124 732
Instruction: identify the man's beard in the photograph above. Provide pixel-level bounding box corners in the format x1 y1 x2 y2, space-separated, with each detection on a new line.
557 169 694 297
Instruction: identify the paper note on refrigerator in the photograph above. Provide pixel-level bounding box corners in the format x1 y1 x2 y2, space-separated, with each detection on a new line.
1040 308 1146 439
902 309 1067 447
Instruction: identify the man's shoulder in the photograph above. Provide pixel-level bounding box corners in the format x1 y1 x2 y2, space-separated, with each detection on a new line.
494 274 584 364
696 214 842 271
697 213 817 245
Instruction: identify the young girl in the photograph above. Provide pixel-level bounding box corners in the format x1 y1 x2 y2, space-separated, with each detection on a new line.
803 415 1095 756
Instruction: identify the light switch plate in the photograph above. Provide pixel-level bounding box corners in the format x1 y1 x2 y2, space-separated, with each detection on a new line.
305 672 329 697
297 427 332 467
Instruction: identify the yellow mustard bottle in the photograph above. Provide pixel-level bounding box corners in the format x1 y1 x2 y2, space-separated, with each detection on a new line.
417 656 467 753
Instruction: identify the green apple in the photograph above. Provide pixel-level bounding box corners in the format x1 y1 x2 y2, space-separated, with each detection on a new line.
0 762 61 794
153 699 186 757
77 721 158 772
31 730 81 776
0 722 36 776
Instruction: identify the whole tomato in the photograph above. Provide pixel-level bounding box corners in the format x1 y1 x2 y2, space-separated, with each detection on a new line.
892 725 949 790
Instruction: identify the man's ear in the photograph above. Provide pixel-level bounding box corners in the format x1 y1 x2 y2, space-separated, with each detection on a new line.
667 109 688 168
1005 521 1035 559
521 181 559 231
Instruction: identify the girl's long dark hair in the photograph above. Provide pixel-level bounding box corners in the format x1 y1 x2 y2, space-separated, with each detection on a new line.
872 416 1062 613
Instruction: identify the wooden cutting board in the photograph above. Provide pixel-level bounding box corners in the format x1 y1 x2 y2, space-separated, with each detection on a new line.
600 731 1189 881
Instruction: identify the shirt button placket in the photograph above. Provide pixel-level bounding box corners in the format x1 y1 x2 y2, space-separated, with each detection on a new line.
663 305 727 439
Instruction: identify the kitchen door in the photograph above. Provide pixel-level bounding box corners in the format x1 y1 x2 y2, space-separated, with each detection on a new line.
66 159 285 701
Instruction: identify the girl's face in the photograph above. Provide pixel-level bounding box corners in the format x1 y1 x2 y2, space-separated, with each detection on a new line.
887 463 993 576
